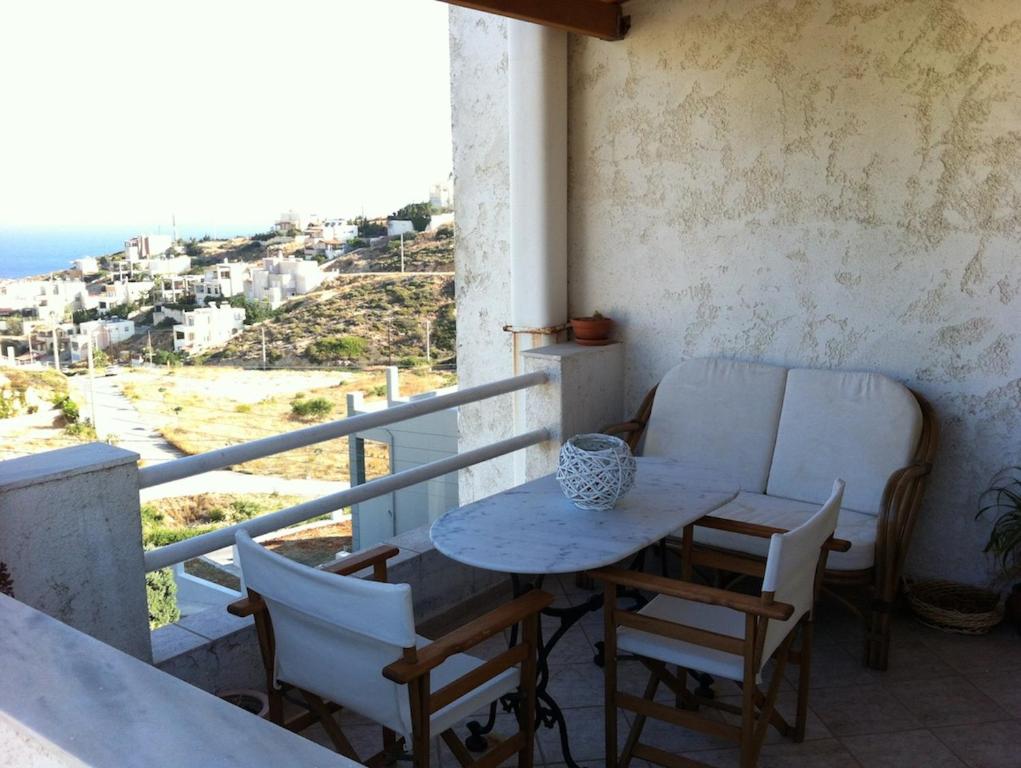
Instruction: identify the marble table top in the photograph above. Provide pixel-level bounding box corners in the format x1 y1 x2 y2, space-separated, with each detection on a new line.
0 593 361 768
431 458 738 575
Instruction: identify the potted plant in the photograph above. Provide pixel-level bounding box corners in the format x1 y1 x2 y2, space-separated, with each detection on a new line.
977 465 1021 632
571 311 614 346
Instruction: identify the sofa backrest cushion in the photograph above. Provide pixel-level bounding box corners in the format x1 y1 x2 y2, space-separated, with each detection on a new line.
766 369 922 515
643 358 788 493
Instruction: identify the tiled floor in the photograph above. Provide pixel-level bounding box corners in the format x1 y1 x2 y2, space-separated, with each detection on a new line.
303 574 1021 767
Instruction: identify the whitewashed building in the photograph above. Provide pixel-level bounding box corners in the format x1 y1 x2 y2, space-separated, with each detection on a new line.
71 257 100 277
196 260 249 305
245 255 324 309
154 275 201 305
68 318 135 362
0 279 91 321
172 304 246 353
123 235 173 262
96 281 153 315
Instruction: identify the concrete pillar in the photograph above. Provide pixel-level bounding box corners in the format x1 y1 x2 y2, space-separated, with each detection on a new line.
521 342 626 479
509 21 568 331
0 443 151 661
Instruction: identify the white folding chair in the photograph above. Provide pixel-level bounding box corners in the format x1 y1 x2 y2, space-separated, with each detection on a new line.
231 532 552 767
595 480 847 768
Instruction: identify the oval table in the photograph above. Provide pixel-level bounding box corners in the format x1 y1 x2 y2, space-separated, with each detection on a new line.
431 457 738 768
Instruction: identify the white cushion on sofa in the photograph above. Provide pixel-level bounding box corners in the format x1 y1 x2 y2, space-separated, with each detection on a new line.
643 358 788 493
691 492 877 571
766 369 922 515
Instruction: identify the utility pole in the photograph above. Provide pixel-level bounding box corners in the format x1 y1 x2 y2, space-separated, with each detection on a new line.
424 319 431 362
86 335 98 435
51 327 60 373
400 233 405 273
261 326 267 370
386 319 393 366
147 331 153 366
27 333 35 366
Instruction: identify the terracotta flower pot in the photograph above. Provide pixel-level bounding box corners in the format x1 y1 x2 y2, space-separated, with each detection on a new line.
571 316 613 346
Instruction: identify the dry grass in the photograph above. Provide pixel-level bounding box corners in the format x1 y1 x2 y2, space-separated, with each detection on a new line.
121 365 457 481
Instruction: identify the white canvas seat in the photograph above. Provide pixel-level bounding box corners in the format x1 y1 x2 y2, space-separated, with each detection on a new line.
692 491 878 571
597 481 846 768
606 357 938 670
232 532 551 767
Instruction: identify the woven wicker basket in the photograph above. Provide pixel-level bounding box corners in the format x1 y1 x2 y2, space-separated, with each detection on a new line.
905 579 1003 635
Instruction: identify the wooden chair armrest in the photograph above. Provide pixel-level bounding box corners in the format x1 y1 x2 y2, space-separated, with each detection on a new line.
601 420 645 437
320 544 401 577
227 594 261 617
686 517 851 552
226 545 402 618
591 567 794 620
382 589 554 683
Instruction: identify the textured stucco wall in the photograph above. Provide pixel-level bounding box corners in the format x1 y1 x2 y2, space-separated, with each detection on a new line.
451 10 516 503
451 1 1021 583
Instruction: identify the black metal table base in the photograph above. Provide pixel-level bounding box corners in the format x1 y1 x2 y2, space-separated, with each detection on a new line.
464 574 602 768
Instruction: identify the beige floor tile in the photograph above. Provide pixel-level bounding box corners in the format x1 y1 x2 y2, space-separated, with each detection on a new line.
931 719 1021 768
715 690 831 744
681 738 861 767
809 684 921 736
889 676 1008 728
842 729 966 767
535 704 633 764
969 668 1021 718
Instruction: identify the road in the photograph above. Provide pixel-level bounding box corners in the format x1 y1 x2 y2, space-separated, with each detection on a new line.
73 373 349 502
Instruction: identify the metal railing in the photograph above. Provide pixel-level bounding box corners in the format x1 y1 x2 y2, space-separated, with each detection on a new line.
142 371 550 572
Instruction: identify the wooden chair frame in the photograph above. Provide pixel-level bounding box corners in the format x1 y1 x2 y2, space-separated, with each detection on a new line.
593 522 848 768
604 383 939 670
228 545 553 767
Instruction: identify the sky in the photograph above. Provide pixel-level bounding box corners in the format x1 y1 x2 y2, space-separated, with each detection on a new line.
0 0 452 232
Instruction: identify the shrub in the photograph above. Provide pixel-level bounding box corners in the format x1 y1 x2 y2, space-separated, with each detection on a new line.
146 568 180 629
304 336 367 364
346 238 368 249
291 397 333 421
153 349 183 367
65 420 97 440
228 294 277 325
235 403 252 413
434 225 454 240
53 395 79 424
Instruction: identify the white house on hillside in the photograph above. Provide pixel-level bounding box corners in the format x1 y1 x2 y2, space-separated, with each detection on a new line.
245 255 324 309
68 318 135 362
124 235 173 262
154 275 201 305
196 260 249 305
172 304 246 353
0 279 92 321
71 257 100 277
96 281 153 314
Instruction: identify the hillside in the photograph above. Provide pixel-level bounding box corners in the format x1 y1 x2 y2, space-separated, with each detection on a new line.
208 274 455 367
328 230 454 273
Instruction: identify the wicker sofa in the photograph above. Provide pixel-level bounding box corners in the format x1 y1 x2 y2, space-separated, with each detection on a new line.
607 358 938 670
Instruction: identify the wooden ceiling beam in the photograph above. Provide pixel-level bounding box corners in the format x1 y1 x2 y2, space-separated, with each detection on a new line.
438 0 629 41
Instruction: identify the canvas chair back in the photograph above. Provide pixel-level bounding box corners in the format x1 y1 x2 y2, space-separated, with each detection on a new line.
236 532 418 737
760 479 844 663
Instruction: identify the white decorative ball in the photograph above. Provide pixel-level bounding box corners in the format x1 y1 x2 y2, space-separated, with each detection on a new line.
556 433 637 511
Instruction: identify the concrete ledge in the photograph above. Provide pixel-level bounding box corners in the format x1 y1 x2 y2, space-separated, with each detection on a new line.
153 522 506 692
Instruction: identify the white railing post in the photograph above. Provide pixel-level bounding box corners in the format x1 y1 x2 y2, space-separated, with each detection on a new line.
0 443 151 661
521 342 626 478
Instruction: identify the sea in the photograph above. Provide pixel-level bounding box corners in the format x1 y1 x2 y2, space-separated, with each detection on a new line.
0 226 261 279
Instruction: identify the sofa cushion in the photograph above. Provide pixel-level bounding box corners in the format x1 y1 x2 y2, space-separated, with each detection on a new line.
643 358 788 493
690 491 877 571
766 369 922 515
